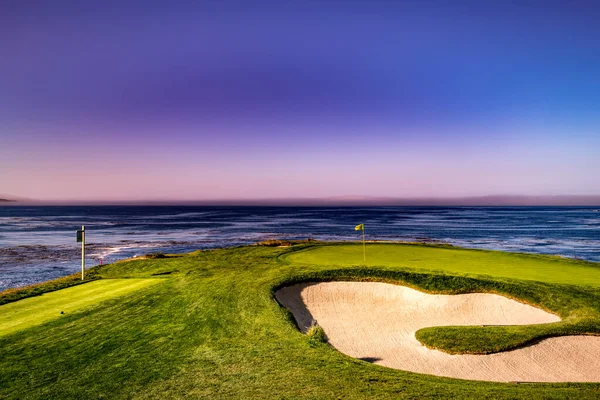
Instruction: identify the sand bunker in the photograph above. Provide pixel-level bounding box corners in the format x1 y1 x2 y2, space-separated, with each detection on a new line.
276 282 600 382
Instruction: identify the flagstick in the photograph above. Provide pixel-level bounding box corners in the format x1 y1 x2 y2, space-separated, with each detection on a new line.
81 225 85 280
362 225 366 262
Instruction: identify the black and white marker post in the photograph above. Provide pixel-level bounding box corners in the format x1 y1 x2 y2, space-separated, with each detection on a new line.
77 225 85 280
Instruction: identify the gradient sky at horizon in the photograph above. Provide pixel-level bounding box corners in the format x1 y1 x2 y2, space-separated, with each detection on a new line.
1 0 599 200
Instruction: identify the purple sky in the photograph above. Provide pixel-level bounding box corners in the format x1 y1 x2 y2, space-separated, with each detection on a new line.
1 0 599 201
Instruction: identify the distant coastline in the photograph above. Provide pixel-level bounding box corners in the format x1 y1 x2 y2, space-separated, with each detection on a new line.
3 195 599 207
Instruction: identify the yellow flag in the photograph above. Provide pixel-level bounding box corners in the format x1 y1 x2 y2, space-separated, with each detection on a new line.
355 223 364 231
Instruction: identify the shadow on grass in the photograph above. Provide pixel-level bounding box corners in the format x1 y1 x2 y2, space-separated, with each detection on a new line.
358 357 382 363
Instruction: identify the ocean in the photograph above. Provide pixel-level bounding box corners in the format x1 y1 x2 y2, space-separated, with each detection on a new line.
0 205 599 291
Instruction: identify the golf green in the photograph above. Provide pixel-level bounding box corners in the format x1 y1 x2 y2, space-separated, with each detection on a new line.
285 243 600 286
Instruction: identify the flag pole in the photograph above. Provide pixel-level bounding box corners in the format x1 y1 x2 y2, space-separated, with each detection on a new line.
81 225 85 280
362 224 366 262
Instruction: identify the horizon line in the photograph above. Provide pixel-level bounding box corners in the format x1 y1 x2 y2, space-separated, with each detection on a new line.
2 194 600 207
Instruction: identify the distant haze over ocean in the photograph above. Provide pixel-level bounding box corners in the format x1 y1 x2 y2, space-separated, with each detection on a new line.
2 195 600 206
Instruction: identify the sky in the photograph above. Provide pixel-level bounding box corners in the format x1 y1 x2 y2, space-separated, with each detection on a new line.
1 0 599 201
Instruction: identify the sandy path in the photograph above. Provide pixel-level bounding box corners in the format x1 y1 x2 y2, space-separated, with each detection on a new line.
276 282 600 382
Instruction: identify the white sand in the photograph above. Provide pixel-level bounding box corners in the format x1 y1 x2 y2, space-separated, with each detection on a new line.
276 282 600 382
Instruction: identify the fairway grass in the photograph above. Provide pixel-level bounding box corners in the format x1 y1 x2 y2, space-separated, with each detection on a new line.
284 243 600 286
0 279 163 337
1 244 600 399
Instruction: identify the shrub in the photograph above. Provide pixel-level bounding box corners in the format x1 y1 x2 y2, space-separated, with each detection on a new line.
145 252 167 259
256 238 317 247
307 321 327 345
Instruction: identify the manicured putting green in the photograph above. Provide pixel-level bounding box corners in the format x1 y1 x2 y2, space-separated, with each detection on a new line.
285 244 600 286
0 279 162 337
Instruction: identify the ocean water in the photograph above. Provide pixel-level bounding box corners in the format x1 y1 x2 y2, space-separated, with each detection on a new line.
0 205 599 291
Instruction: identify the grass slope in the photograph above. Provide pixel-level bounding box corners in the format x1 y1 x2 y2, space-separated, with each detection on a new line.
0 245 599 399
0 279 163 337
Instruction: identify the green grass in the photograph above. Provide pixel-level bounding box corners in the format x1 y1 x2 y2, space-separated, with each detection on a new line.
285 243 600 286
0 279 163 337
0 267 102 306
1 244 600 399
